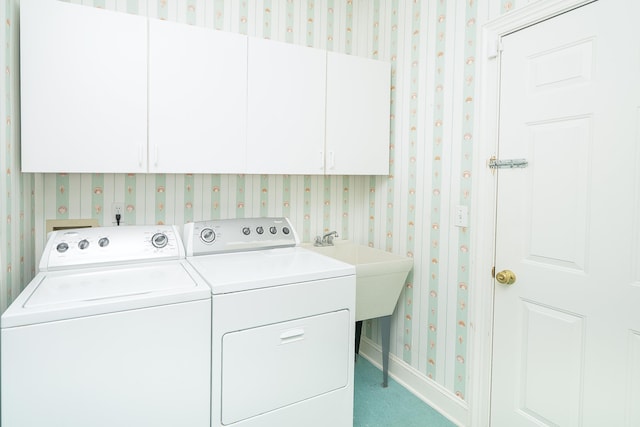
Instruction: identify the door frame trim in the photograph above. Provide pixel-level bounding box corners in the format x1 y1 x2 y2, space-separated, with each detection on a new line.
469 1 596 425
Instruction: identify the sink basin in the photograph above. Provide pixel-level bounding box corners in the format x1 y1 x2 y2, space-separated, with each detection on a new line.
304 241 413 321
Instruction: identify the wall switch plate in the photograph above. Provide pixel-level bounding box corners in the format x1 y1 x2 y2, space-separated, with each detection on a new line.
454 205 469 228
111 202 124 226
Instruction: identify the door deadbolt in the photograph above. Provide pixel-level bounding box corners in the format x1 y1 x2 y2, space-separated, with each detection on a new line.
495 269 516 285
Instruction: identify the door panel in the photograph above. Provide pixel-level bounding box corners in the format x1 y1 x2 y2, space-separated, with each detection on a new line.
526 117 590 270
528 39 594 92
491 1 640 426
519 301 584 426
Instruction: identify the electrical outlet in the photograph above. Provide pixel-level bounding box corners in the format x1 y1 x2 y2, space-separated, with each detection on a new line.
112 202 124 226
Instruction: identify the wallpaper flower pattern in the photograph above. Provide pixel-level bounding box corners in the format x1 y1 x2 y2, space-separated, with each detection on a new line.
0 0 538 408
1 1 35 315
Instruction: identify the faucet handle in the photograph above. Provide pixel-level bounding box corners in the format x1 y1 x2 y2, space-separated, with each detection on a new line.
314 235 323 246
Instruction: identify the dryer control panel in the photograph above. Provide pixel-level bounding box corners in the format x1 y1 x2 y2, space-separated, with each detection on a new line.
184 217 300 256
40 225 184 271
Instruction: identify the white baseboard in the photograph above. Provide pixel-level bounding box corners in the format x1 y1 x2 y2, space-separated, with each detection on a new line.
358 337 469 426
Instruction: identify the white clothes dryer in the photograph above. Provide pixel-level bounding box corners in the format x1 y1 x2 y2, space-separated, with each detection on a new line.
183 217 356 427
1 225 212 427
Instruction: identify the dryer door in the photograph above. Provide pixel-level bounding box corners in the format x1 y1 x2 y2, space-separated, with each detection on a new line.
221 309 350 424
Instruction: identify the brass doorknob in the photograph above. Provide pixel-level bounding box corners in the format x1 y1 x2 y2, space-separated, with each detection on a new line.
495 269 516 285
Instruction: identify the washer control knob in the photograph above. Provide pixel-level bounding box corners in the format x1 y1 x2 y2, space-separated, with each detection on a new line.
78 239 90 250
256 226 264 235
200 228 216 244
56 242 69 253
269 226 277 235
151 233 169 248
282 227 290 235
242 227 251 236
98 237 110 248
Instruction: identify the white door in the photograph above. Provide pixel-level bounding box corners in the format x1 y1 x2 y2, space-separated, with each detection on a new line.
491 1 640 426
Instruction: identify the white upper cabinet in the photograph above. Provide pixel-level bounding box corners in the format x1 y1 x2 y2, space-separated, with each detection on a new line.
148 20 247 174
325 52 391 175
20 0 148 173
246 38 327 175
20 1 390 176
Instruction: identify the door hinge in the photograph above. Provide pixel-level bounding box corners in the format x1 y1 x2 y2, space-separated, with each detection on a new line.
488 157 528 170
487 37 503 59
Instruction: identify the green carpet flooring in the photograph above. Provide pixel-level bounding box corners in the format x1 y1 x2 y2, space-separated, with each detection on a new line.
353 356 457 427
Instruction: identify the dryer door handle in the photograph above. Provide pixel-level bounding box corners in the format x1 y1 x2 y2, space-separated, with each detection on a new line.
279 328 305 344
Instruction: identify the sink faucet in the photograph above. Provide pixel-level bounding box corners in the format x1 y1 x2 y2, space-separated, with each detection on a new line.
314 230 339 246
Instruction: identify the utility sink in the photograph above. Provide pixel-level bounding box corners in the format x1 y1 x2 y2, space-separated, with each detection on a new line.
305 240 413 321
305 240 413 387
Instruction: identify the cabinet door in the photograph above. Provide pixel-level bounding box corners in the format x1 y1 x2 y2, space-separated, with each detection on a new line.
148 20 247 173
20 0 147 173
247 38 327 175
326 53 390 175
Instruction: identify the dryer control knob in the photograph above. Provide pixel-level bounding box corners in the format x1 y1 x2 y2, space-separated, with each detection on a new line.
98 237 110 248
78 239 90 250
282 227 290 235
151 233 169 248
256 226 264 235
269 226 277 235
56 242 69 253
200 228 216 244
242 227 251 236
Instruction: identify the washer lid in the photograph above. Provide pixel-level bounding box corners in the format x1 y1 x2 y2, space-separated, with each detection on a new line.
187 246 355 294
1 261 210 328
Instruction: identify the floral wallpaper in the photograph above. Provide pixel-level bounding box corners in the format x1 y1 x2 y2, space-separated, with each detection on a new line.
0 0 35 319
0 0 542 409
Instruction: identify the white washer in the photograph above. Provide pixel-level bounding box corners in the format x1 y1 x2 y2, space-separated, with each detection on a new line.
183 217 356 427
1 225 212 427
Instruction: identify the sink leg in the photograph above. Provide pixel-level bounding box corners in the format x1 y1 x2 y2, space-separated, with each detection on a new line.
355 321 363 362
380 315 391 388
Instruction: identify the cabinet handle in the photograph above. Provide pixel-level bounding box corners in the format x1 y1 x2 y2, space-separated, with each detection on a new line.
329 151 335 170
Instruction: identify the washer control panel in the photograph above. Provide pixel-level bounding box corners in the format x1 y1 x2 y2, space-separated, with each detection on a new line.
40 225 184 271
185 217 299 256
